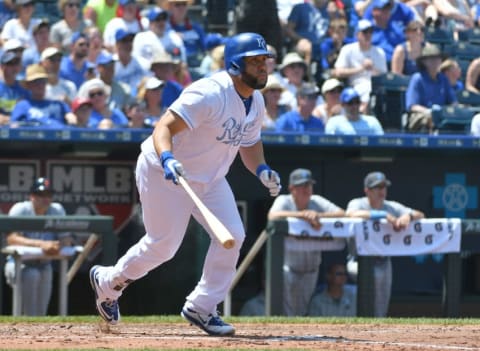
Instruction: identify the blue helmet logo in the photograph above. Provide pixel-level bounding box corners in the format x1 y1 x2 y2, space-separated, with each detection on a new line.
224 32 273 76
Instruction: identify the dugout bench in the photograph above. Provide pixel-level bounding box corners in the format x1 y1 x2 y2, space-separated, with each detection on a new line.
263 218 479 318
0 215 115 316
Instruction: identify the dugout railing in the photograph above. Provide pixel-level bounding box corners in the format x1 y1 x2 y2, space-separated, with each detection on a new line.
0 215 115 315
225 218 480 317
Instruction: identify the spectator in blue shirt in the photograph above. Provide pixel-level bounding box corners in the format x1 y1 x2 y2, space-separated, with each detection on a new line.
0 51 29 125
405 43 457 133
275 82 325 132
325 87 384 135
167 0 206 80
59 32 90 89
11 64 74 128
364 0 416 65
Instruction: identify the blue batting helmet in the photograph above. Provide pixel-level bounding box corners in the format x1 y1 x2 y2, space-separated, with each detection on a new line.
224 32 273 76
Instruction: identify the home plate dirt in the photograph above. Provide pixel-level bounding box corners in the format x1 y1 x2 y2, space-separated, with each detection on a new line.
1 322 479 350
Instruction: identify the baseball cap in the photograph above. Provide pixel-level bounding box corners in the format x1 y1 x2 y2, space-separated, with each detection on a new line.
297 82 320 97
96 51 115 65
31 177 53 194
321 78 343 94
3 38 24 52
71 31 87 45
205 33 225 50
151 51 175 65
340 87 360 103
356 19 374 33
71 97 92 112
14 0 34 5
33 18 50 34
364 172 391 189
289 168 316 186
262 74 285 93
147 7 168 22
40 47 62 61
0 51 18 64
145 76 165 90
115 28 135 42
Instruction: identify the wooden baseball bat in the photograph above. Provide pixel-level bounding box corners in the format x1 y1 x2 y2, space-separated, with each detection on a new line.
67 233 99 284
178 176 235 249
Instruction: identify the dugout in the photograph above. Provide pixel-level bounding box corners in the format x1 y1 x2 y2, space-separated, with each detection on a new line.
1 129 480 317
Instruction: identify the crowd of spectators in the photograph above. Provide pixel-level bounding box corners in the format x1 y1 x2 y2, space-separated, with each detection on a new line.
0 0 479 134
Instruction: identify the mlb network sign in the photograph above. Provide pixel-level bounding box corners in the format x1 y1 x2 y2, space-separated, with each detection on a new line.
0 160 40 213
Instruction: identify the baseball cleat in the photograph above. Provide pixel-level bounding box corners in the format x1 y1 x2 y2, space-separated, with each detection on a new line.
181 307 235 336
89 265 120 325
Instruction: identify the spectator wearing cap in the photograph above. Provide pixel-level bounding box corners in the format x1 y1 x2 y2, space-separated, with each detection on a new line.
136 76 165 127
333 19 387 113
103 0 142 53
22 19 51 69
167 0 206 80
312 78 344 124
1 38 25 59
49 0 88 54
268 168 345 316
133 7 186 72
405 43 456 133
1 0 41 49
59 32 91 89
71 96 93 127
198 32 224 78
278 52 309 111
5 176 72 316
0 51 29 125
40 46 77 105
261 74 290 130
325 87 384 135
150 51 184 110
275 82 325 132
83 0 119 34
113 28 147 97
346 171 424 317
76 77 129 128
362 0 416 64
96 50 132 111
11 63 75 128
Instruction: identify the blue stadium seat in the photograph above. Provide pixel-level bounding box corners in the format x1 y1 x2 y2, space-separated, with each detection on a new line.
431 105 476 134
443 42 480 61
456 90 480 110
457 28 480 45
424 27 455 49
370 73 411 132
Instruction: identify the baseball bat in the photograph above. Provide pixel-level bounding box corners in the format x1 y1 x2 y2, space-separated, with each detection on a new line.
67 233 99 284
178 176 235 249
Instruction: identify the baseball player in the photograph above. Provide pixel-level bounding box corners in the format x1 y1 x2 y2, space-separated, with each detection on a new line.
346 171 424 317
267 168 345 316
89 32 281 336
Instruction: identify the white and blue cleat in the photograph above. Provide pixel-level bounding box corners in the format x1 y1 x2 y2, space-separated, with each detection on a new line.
181 307 235 336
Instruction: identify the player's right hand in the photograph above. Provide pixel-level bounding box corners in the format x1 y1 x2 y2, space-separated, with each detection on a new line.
161 151 186 184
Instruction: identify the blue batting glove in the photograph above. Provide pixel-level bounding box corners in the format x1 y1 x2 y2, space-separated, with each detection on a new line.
256 164 281 197
160 151 185 184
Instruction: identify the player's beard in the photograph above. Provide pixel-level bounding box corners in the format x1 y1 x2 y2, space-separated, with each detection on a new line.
241 71 267 90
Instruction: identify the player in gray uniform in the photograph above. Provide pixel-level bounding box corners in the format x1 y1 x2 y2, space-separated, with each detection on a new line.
89 32 281 336
268 168 345 316
346 171 424 317
5 177 69 316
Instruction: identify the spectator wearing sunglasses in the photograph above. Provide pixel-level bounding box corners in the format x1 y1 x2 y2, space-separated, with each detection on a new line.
333 19 387 113
325 87 384 135
1 0 42 49
11 63 75 128
76 78 129 128
59 32 91 89
346 171 424 317
40 46 77 105
49 0 88 54
308 262 357 317
0 51 29 125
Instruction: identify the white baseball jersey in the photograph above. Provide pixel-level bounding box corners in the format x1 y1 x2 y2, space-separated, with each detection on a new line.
141 70 264 183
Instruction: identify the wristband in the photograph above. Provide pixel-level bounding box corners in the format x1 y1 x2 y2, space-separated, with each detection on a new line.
256 164 271 177
370 210 387 220
160 151 174 168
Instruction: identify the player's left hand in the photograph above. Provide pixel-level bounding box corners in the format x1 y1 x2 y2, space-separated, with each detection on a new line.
257 165 281 197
